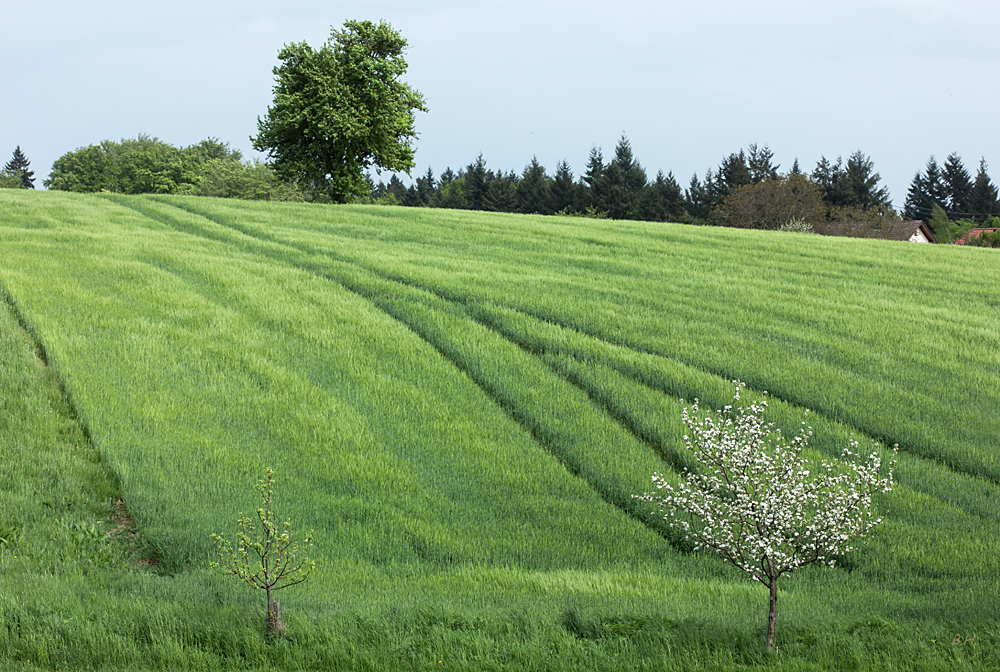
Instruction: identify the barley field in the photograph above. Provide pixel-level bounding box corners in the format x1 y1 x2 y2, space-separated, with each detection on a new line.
1 189 997 670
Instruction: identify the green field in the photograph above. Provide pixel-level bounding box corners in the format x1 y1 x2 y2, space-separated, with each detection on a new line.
1 189 998 670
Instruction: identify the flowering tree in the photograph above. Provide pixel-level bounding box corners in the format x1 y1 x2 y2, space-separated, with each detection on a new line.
637 382 896 651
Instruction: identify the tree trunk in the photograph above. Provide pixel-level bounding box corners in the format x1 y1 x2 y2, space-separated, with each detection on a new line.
266 589 286 640
765 576 778 652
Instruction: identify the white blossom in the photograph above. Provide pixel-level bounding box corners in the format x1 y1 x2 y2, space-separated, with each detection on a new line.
635 381 896 650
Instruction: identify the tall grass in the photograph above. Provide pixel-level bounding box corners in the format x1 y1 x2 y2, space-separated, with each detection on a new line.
165 194 1000 482
0 189 998 670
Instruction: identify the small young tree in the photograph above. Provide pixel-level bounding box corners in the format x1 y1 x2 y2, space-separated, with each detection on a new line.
636 382 896 652
211 468 315 640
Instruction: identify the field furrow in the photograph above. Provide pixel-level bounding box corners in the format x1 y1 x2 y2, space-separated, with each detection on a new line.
140 196 1000 530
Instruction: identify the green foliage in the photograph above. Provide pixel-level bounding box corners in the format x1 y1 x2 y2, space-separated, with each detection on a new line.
4 146 35 188
969 158 1000 221
252 20 427 203
965 227 1000 248
44 135 190 194
194 159 303 201
812 151 890 210
212 468 314 639
517 156 552 215
927 203 962 243
44 135 302 201
430 176 469 209
715 173 825 230
0 168 22 189
825 202 900 225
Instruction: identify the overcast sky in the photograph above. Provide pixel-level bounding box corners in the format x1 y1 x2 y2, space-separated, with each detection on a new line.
4 0 999 206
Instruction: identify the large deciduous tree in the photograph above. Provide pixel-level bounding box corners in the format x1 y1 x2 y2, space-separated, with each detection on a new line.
252 20 427 203
637 382 896 652
715 173 826 230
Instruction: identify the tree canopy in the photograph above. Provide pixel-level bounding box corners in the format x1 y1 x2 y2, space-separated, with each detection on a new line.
252 20 428 203
715 173 825 230
638 382 896 651
44 135 299 201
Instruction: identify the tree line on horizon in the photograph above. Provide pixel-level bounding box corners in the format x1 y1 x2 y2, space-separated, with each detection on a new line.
372 136 1000 235
372 136 891 229
6 137 1000 243
32 136 302 201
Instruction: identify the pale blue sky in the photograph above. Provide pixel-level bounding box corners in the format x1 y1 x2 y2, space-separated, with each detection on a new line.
4 0 998 206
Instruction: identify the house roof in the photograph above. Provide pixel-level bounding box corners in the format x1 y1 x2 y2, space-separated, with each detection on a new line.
955 228 1000 245
815 220 937 243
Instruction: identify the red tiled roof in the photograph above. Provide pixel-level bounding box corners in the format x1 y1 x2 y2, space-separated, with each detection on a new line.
955 228 1000 245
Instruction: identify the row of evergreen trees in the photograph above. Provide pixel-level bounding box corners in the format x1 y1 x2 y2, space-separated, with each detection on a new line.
371 136 687 222
903 153 1000 224
372 136 963 227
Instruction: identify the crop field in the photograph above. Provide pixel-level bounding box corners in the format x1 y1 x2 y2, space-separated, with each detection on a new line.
1 189 998 670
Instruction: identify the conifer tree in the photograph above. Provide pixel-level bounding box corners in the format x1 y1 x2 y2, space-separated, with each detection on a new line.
582 146 606 213
634 170 685 222
942 152 973 218
483 170 518 213
4 146 35 189
603 135 647 220
843 150 889 210
812 156 846 207
464 154 489 210
415 166 436 205
747 143 779 184
903 156 947 222
715 151 751 200
400 183 423 206
384 174 407 201
969 158 1000 222
550 160 577 213
517 156 552 215
685 172 711 219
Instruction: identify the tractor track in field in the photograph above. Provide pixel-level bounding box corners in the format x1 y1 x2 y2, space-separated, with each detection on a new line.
107 196 1000 519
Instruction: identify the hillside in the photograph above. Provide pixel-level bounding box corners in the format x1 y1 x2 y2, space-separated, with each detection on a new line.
1 189 998 670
